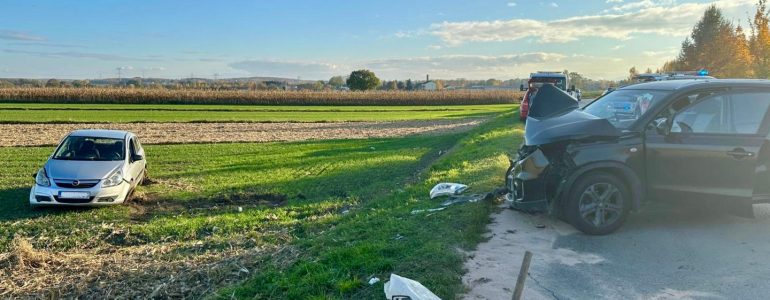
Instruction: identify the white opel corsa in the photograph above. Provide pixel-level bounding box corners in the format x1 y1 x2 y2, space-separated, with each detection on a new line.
29 130 148 207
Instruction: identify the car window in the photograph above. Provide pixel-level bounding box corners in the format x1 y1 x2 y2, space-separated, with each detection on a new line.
671 92 770 135
129 138 137 156
583 89 670 129
730 93 770 134
671 95 728 134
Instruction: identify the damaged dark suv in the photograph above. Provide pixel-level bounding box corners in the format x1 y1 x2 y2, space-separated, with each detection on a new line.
507 80 770 235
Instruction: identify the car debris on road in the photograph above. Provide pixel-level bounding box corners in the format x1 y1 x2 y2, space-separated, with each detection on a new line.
429 183 468 199
384 273 441 300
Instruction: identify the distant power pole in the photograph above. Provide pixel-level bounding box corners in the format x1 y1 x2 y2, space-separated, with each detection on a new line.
213 73 219 81
116 68 122 81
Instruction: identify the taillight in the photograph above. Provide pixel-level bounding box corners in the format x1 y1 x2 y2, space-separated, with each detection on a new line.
521 94 529 109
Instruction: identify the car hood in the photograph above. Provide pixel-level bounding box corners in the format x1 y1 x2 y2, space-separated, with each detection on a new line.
525 85 620 146
45 159 123 180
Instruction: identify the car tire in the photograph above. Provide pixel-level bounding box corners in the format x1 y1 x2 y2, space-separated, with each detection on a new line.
565 171 630 235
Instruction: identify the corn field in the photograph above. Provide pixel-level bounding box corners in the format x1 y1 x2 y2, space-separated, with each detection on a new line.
0 87 522 105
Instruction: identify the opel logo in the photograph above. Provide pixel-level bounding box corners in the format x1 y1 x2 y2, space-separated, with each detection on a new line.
72 180 80 186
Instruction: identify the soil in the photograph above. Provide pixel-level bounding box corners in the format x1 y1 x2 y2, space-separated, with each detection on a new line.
0 119 485 147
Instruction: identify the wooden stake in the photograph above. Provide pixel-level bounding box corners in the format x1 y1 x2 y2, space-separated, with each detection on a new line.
512 251 533 300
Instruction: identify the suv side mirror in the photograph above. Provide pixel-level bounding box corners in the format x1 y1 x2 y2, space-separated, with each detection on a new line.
131 154 144 162
570 85 576 92
519 84 527 91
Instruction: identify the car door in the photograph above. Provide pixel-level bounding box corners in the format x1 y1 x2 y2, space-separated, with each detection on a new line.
645 89 770 214
127 137 143 187
133 137 147 182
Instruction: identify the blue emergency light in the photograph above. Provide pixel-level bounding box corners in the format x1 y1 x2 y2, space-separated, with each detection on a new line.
698 69 709 76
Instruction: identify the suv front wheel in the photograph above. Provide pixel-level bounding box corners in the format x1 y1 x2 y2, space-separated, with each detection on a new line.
565 172 630 235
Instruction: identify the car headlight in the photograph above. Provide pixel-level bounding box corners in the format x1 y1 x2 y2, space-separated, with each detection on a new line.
35 168 50 187
102 170 124 187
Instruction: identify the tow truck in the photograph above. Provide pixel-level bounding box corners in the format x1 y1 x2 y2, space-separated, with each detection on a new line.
519 71 581 121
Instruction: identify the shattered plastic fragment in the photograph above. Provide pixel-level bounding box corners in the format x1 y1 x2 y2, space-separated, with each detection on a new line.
440 194 487 207
384 274 441 300
410 207 446 215
429 183 468 199
369 277 381 285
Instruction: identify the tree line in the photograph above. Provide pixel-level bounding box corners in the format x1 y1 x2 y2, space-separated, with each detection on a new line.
653 0 770 78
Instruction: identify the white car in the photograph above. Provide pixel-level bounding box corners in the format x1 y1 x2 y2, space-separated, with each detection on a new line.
29 130 147 207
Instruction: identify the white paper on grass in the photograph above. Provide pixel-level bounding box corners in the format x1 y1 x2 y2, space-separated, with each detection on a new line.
429 183 468 199
384 274 441 300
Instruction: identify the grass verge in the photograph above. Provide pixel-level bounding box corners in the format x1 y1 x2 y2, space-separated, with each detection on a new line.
218 112 523 299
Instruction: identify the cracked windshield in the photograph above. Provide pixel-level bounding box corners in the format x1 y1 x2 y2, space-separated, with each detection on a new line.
3 0 770 299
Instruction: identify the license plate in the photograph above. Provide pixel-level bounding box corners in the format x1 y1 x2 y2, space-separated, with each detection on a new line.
59 191 90 199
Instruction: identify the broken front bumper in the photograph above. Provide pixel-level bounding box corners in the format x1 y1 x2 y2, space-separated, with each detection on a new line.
506 148 550 211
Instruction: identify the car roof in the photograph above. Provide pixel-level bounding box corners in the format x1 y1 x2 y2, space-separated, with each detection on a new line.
68 129 131 139
530 73 566 78
619 79 770 91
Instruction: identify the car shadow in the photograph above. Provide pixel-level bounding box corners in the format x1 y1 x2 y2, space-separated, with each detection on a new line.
0 186 98 222
620 199 770 232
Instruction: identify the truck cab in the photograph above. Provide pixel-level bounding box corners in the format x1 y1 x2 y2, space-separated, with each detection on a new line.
519 71 581 121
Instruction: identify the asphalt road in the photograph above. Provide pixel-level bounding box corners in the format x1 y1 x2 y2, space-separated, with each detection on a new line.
463 201 770 299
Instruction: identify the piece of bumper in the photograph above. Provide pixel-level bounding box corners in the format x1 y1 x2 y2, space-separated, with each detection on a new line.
29 182 130 206
506 148 550 211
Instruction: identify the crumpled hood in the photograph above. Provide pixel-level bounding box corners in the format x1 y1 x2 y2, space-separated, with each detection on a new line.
46 159 123 180
525 84 620 146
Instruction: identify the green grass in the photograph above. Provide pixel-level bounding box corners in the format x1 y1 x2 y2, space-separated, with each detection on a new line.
217 113 523 299
0 108 523 298
0 103 513 123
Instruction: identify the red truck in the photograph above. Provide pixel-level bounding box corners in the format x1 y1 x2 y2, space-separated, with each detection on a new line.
519 72 581 121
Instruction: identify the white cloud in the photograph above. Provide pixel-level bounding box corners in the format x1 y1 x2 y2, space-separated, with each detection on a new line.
549 2 559 8
606 0 623 3
3 49 161 61
228 59 341 78
430 0 754 45
507 2 517 7
0 30 46 41
642 48 678 57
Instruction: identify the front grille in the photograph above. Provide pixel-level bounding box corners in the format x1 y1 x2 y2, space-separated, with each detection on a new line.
54 179 100 189
54 196 94 204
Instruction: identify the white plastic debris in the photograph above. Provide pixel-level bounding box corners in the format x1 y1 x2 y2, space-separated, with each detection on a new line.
429 183 468 199
369 277 381 285
410 207 446 215
237 206 243 213
384 274 441 300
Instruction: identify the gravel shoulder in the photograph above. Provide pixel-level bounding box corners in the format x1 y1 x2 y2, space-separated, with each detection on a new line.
0 119 484 147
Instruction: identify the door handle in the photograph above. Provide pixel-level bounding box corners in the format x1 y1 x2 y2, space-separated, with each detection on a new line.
727 148 754 159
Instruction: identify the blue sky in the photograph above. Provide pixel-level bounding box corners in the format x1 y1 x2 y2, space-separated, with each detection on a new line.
0 0 759 80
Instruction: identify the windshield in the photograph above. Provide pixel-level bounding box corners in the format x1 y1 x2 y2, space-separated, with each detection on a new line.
583 89 670 129
529 77 566 90
53 136 125 161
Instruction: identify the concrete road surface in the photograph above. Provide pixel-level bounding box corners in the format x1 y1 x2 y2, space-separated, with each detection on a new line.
463 201 770 299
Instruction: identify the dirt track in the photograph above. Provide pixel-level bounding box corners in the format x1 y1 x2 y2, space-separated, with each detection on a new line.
0 119 484 147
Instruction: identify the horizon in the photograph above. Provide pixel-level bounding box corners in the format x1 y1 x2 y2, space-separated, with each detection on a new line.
0 0 759 81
